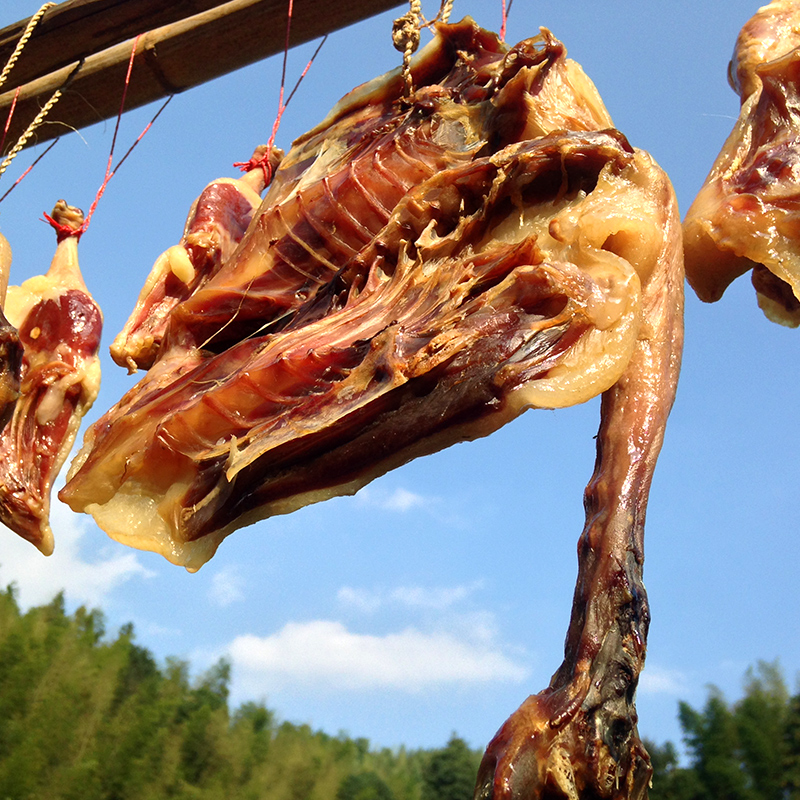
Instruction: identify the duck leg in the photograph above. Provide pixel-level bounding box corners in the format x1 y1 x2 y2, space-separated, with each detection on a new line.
475 167 683 800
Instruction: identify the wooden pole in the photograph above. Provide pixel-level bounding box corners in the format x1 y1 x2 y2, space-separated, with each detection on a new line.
0 0 257 90
0 0 405 149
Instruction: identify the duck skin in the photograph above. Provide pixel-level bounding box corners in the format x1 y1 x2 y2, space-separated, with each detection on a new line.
0 232 22 428
475 159 683 798
1 203 102 554
683 0 800 325
110 146 280 372
131 20 614 357
60 19 684 799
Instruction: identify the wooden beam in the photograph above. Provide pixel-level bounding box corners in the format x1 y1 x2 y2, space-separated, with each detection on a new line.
0 0 405 149
0 0 252 90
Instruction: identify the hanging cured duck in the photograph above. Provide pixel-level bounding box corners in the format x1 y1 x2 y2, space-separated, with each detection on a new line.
57 19 684 798
0 202 102 555
684 0 800 325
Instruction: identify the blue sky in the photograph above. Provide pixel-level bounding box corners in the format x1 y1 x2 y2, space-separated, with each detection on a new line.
1 0 798 759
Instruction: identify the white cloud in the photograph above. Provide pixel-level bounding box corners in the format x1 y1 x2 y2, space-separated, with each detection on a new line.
209 565 245 607
227 619 528 693
338 581 483 613
639 665 688 696
0 501 153 610
355 486 428 513
390 583 480 610
382 488 426 512
337 586 382 613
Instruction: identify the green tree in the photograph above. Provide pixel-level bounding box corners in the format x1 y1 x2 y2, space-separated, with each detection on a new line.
421 734 480 800
646 739 703 800
785 691 800 799
735 661 789 800
679 689 754 800
177 659 233 787
337 771 396 800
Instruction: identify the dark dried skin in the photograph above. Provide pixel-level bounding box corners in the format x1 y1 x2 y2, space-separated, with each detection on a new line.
0 233 21 427
0 309 21 429
64 131 643 540
61 19 684 800
683 0 800 325
476 168 683 798
1 203 102 555
154 20 611 353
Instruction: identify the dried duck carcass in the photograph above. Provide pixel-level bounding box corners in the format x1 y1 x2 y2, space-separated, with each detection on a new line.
1 202 102 555
683 0 800 325
0 232 22 428
61 19 684 799
110 146 280 372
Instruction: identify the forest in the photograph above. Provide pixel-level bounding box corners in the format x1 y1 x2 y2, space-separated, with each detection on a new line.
0 585 797 800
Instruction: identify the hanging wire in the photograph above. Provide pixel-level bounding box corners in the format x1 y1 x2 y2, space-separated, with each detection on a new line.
0 89 21 155
0 60 80 179
234 0 327 186
31 34 166 237
0 137 58 204
500 0 515 41
78 35 172 238
77 35 143 235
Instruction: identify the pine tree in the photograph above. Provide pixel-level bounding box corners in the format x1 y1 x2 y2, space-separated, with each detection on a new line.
337 771 396 800
679 690 754 800
735 661 789 800
421 734 480 800
785 691 800 799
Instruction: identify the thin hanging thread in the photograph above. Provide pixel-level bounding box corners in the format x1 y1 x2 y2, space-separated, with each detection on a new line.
0 65 78 179
0 88 20 155
108 96 171 179
500 0 514 41
284 35 327 111
78 35 145 237
0 137 58 204
235 0 327 186
47 36 167 239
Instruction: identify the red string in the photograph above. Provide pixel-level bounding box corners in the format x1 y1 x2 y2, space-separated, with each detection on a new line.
0 137 59 204
234 1 326 186
78 34 142 238
285 35 327 113
234 0 294 185
42 210 80 243
0 87 20 155
108 96 171 177
500 0 514 41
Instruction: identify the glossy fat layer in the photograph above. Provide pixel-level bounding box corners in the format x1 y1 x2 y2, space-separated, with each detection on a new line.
684 0 800 325
2 209 102 555
62 130 676 570
61 20 678 574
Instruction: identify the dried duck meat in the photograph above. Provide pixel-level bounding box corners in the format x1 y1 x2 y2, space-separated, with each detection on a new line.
110 146 281 372
1 202 102 554
683 0 800 325
60 19 684 799
64 19 630 564
114 21 614 360
0 232 22 427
